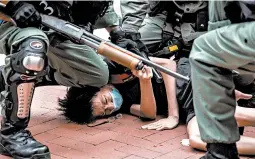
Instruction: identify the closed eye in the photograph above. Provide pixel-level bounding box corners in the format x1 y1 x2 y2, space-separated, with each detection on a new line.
103 95 107 104
109 96 113 102
107 92 113 103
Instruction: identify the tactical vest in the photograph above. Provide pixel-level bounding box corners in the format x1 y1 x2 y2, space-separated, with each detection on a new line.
9 1 111 27
149 1 208 47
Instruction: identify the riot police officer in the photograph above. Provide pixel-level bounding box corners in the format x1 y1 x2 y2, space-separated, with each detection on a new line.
120 1 208 58
189 1 255 158
0 1 137 158
119 0 208 130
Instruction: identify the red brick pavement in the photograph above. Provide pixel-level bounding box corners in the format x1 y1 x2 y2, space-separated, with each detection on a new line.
0 86 255 159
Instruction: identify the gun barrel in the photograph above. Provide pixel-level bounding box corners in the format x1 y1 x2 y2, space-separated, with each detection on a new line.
80 36 100 49
82 28 104 43
78 29 189 81
104 42 190 81
0 8 190 82
40 14 189 81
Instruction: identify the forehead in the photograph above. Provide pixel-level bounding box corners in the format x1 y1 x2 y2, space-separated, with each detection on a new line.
94 88 110 100
91 91 108 110
91 85 113 106
91 97 104 116
92 93 103 104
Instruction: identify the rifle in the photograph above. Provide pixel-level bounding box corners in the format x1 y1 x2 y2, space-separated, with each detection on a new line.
0 3 189 81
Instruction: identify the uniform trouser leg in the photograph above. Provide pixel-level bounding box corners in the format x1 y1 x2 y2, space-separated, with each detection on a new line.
47 39 109 88
138 14 167 53
190 22 255 158
0 22 50 158
0 22 109 158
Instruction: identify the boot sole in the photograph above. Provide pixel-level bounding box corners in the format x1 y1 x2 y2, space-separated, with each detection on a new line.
0 143 51 159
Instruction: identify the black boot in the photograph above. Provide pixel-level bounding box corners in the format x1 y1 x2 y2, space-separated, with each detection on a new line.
0 73 50 158
0 120 50 159
200 143 239 159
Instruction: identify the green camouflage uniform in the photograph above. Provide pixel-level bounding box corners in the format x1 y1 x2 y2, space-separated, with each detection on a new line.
0 4 119 88
120 1 208 53
190 1 255 143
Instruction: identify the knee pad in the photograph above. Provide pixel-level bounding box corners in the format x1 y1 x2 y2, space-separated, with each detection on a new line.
3 38 47 129
10 38 47 79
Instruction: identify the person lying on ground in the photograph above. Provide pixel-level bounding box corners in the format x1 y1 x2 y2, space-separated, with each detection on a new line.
59 55 255 155
143 57 255 156
59 56 179 130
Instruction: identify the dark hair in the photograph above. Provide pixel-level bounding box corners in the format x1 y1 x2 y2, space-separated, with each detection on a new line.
58 86 100 124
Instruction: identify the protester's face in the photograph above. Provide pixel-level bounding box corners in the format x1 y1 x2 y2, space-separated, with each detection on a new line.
91 85 123 117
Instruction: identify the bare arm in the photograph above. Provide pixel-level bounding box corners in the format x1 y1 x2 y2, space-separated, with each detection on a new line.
139 78 157 119
141 57 179 131
150 57 179 119
130 66 157 119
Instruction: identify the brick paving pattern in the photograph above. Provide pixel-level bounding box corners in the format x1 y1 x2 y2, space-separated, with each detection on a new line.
0 86 254 159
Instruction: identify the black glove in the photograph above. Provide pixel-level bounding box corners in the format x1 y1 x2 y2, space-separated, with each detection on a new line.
110 27 140 54
134 39 149 55
5 1 41 28
110 27 163 83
